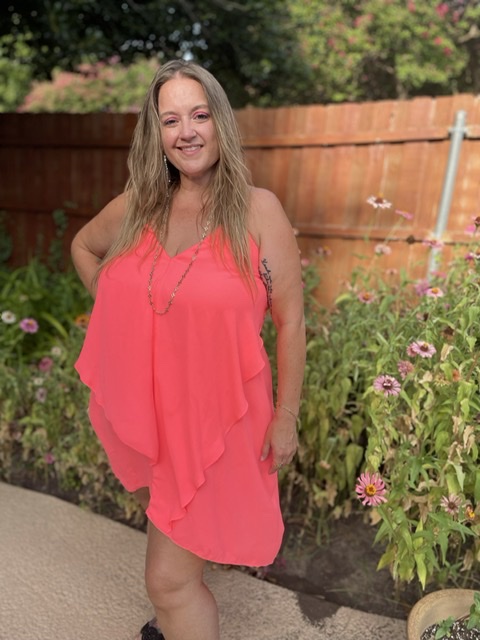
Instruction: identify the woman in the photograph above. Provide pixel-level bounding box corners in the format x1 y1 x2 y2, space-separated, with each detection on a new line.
71 59 305 640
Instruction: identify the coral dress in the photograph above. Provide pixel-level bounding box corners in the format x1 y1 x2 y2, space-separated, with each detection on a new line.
74 228 284 566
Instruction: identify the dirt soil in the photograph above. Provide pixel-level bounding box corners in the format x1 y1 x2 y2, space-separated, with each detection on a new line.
261 514 424 621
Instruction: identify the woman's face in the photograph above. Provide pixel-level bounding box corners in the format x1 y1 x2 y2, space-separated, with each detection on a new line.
158 75 220 185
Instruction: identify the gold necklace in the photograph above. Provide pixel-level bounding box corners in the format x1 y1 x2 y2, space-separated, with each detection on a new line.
147 213 213 315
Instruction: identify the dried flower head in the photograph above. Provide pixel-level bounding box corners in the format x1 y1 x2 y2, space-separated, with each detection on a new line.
397 360 414 380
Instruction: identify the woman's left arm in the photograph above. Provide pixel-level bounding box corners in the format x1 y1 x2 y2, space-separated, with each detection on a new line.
252 188 306 474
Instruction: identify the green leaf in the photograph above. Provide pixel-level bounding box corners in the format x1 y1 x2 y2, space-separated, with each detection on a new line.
414 552 427 589
40 311 69 339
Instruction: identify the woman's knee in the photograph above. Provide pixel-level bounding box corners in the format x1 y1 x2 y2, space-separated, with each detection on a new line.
145 562 201 609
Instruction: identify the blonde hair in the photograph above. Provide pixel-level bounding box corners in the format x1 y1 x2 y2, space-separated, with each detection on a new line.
100 59 253 279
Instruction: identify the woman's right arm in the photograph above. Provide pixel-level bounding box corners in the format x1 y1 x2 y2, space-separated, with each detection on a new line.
71 192 127 298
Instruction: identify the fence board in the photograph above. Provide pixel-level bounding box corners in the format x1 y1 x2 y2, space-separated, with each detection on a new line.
1 94 480 304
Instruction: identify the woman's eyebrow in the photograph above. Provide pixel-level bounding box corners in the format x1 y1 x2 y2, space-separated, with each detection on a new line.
159 104 210 118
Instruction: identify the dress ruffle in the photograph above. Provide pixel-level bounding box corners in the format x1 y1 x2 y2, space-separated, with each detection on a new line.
75 229 284 565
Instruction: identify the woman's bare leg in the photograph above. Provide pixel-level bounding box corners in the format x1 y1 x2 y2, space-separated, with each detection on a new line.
144 522 220 640
133 487 150 511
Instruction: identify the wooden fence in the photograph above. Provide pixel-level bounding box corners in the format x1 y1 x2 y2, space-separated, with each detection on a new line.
1 94 480 304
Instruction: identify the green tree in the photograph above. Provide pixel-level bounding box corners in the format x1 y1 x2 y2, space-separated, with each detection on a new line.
288 0 480 103
0 0 312 108
0 34 35 111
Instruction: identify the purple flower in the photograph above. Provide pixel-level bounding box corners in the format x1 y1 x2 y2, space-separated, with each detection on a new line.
44 452 55 465
414 279 431 296
356 472 387 506
373 375 401 397
38 357 54 373
19 318 39 333
441 494 462 517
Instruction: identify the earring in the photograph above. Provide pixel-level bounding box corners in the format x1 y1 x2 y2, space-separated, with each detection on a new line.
163 154 172 186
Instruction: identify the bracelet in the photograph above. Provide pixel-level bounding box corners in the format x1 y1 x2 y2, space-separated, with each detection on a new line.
276 404 299 421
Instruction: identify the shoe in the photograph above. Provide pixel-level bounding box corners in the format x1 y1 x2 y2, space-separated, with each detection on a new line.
137 618 165 640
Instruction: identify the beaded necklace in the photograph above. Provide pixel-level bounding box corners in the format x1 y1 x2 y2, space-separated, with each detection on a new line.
147 209 213 315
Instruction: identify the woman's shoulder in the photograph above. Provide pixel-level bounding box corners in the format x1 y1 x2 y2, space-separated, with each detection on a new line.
248 186 289 240
249 186 282 211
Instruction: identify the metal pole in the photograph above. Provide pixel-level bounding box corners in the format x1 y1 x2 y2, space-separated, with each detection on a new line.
428 109 468 276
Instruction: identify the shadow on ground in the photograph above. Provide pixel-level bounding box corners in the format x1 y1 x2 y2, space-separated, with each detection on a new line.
261 514 423 620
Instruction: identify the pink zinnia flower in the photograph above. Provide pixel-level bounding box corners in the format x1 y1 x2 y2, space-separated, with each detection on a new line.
19 318 39 333
465 250 480 262
414 279 431 296
356 472 387 506
38 356 54 373
315 245 331 257
423 238 444 250
367 195 392 209
408 341 436 358
357 291 375 304
300 258 310 268
394 209 414 220
44 452 55 465
374 244 392 256
373 375 401 397
397 360 414 380
426 287 444 298
441 494 462 516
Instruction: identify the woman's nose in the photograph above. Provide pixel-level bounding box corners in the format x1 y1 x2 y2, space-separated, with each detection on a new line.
179 118 195 138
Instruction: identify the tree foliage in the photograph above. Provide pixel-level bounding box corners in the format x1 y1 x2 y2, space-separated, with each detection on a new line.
0 0 312 108
2 0 480 111
289 0 480 102
0 34 35 112
18 57 161 113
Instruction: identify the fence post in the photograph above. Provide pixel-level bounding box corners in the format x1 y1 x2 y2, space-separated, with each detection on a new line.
428 109 468 275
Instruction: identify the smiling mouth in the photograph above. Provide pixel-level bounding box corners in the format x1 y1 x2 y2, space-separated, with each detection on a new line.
178 145 202 152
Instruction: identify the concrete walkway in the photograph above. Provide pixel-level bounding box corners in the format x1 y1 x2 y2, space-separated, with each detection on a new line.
0 482 407 639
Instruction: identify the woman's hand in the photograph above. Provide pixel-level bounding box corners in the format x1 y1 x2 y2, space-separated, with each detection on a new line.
260 410 298 474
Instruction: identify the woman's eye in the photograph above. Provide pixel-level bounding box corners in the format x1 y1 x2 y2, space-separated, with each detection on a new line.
193 112 209 121
163 118 178 126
